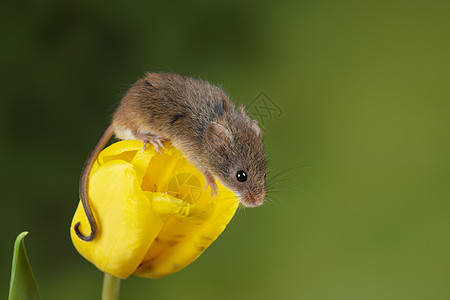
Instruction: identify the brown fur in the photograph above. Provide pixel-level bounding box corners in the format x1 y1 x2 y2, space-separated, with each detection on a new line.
75 73 266 241
112 73 266 206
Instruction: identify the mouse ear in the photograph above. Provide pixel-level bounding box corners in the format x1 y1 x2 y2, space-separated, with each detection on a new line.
250 120 263 137
206 122 233 145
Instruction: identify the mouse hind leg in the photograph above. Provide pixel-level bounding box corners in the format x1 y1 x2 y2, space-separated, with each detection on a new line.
113 125 166 153
135 132 166 153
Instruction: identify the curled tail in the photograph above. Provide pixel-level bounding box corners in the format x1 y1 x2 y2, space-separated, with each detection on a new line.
74 124 115 241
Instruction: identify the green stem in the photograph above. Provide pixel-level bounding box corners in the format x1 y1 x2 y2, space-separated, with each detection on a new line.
101 273 120 300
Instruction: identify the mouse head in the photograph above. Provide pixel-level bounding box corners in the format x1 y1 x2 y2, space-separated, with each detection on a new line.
204 118 266 207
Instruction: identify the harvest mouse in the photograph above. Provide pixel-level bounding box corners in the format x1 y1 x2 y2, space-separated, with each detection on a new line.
75 73 267 241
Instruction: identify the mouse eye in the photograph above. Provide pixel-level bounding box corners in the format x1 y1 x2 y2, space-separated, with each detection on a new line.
236 170 247 182
264 172 267 179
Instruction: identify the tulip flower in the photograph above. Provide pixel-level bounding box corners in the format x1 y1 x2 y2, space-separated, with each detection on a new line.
70 140 239 279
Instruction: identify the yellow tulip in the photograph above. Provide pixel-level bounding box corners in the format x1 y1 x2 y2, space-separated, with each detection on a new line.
70 140 239 279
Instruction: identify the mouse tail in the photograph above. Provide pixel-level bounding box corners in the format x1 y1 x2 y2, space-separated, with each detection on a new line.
74 124 115 242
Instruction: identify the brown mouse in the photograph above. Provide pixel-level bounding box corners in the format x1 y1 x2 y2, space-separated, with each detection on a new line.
75 73 267 241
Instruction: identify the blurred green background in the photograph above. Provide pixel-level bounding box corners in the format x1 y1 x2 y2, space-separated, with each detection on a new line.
1 0 450 299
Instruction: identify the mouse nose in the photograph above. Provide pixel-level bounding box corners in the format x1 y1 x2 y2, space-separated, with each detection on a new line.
253 196 265 207
242 191 265 207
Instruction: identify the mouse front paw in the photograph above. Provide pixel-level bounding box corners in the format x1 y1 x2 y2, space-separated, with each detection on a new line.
203 172 218 196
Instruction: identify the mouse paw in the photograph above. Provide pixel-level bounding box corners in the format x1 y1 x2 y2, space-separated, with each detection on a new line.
203 173 219 196
137 133 165 154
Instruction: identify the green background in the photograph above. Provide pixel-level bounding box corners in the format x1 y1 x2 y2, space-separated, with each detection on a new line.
1 0 450 299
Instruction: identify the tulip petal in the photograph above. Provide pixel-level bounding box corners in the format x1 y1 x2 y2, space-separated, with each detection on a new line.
71 160 163 279
135 179 239 278
71 140 240 279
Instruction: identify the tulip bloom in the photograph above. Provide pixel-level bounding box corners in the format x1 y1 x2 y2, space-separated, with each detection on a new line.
70 140 239 279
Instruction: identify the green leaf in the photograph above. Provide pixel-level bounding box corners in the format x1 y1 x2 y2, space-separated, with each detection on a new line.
8 232 41 300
